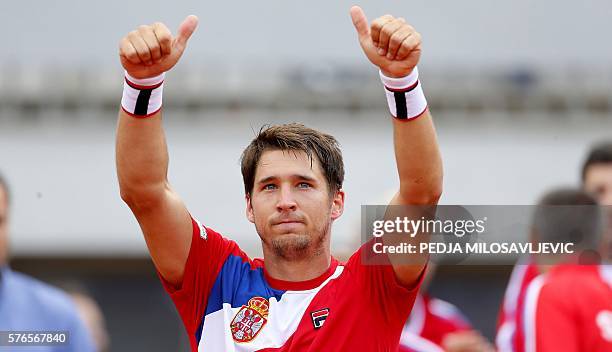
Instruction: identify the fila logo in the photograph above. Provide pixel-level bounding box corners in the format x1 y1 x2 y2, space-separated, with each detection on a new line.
310 308 330 329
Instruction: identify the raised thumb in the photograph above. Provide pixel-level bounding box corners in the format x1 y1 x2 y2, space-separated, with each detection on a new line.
175 15 199 50
350 6 370 40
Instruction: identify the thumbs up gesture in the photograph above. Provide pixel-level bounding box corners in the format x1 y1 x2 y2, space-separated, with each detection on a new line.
350 6 421 78
119 15 199 79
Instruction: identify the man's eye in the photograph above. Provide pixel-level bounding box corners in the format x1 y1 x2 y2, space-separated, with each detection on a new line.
298 182 311 189
263 184 277 190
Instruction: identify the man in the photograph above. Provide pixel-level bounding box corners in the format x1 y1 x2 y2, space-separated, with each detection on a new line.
0 174 95 352
522 188 611 352
582 142 612 260
116 6 442 351
496 142 612 352
582 142 612 206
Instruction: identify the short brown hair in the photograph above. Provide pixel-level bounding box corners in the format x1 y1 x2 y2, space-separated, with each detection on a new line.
240 123 344 196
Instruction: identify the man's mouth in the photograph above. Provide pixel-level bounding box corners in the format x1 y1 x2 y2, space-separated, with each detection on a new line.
273 219 305 230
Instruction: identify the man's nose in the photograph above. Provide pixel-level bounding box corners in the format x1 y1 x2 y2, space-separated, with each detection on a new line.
276 186 297 212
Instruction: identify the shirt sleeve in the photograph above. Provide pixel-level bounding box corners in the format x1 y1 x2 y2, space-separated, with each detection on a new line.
423 297 472 345
157 217 240 339
344 240 426 324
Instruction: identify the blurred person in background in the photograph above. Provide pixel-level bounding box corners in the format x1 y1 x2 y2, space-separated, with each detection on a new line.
495 238 540 352
69 292 109 352
62 283 110 352
582 141 612 206
115 7 442 351
496 141 612 352
399 264 494 352
522 188 611 352
582 141 612 261
0 173 95 351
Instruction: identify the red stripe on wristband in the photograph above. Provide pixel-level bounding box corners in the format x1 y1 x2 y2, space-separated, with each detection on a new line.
384 80 420 93
121 105 162 119
391 105 429 122
124 77 164 90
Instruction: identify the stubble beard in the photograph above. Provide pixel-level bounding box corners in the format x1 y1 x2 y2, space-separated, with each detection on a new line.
268 222 330 261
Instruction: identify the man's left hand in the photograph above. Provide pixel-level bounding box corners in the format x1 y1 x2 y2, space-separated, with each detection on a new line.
350 6 422 78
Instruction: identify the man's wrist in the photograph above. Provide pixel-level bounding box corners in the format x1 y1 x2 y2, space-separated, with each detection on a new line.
381 68 415 79
121 71 165 118
379 67 427 120
379 68 419 90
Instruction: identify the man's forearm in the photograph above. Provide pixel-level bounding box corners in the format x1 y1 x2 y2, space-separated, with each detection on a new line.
116 109 169 205
393 110 443 204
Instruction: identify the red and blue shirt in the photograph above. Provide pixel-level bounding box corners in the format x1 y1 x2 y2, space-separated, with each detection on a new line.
159 218 423 351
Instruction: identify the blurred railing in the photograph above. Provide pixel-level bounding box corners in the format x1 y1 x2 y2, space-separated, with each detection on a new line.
1 63 611 115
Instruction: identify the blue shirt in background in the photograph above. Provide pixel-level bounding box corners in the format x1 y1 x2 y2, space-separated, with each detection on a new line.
0 266 95 352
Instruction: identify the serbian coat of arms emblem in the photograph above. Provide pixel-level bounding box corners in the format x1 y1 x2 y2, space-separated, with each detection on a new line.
230 296 270 343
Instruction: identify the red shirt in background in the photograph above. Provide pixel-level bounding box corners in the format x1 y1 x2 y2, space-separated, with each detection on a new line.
398 293 471 352
523 264 612 352
496 259 540 352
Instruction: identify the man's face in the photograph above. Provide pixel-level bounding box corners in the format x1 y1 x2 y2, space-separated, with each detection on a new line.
0 186 8 266
584 163 612 206
246 150 344 261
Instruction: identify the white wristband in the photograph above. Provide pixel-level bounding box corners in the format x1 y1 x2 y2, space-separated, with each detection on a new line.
379 67 428 120
121 72 165 117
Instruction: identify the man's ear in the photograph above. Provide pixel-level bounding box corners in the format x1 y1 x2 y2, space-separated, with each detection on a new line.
331 189 345 220
246 194 255 223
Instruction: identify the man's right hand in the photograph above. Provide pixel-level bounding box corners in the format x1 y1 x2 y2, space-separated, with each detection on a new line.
119 15 199 79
